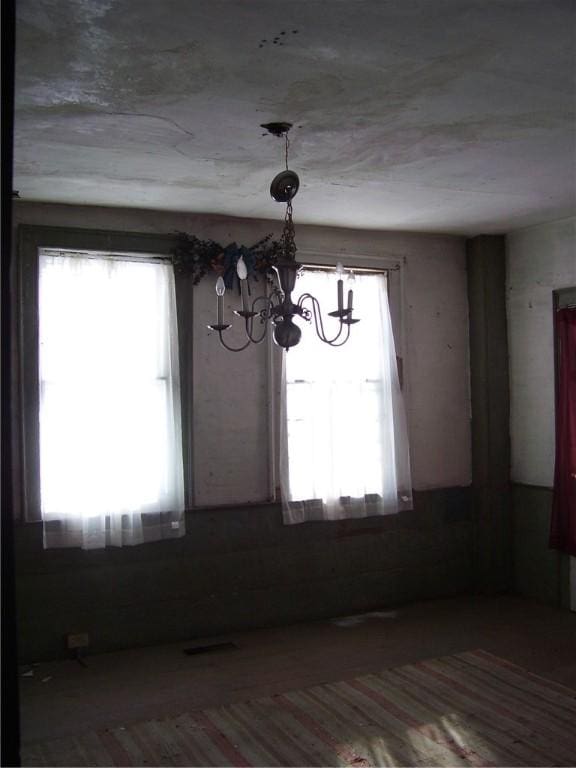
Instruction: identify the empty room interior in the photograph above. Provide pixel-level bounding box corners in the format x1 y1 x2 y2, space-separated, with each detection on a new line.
5 0 576 765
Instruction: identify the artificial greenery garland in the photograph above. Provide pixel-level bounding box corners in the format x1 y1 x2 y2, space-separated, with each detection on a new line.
172 231 283 289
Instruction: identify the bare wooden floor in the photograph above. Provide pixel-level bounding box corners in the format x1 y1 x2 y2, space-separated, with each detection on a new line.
20 595 576 749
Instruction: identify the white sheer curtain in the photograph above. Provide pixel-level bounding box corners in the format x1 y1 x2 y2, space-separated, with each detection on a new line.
280 269 412 524
38 251 185 549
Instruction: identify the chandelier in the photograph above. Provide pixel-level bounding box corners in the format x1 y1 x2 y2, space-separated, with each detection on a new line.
208 122 359 351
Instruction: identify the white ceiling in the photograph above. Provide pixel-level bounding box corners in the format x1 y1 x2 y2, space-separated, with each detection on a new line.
14 0 576 235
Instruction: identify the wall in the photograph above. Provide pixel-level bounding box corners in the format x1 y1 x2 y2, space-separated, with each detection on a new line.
507 217 576 605
16 490 473 661
12 201 473 660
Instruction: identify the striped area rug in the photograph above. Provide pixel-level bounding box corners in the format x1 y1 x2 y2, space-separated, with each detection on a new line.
22 649 576 767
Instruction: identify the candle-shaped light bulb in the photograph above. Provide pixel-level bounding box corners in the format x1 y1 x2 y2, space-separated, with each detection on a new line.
346 270 355 315
236 256 248 280
215 276 225 325
236 257 249 312
347 288 353 314
336 262 344 313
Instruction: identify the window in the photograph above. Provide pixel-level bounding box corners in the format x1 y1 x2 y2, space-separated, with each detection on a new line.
280 268 412 523
36 249 185 549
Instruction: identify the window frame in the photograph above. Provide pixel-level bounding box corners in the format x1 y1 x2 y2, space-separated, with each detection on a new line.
269 249 406 501
16 225 194 522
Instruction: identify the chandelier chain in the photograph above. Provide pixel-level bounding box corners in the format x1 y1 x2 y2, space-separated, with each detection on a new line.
285 133 290 171
281 201 297 261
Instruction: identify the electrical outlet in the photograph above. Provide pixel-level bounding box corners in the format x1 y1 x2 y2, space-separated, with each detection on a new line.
67 632 89 650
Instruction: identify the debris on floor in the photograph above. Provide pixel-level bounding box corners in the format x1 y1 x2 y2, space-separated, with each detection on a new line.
332 610 397 627
183 641 238 656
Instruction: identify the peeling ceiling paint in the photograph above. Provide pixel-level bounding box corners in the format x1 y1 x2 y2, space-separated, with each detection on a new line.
13 0 576 234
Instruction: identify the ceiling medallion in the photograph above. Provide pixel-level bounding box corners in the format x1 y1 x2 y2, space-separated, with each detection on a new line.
207 123 360 351
270 169 299 203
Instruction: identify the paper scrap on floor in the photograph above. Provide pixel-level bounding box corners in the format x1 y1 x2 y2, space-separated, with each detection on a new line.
332 610 397 627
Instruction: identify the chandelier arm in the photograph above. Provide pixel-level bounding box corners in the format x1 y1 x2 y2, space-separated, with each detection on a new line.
244 315 268 344
244 324 268 344
270 286 283 303
255 292 279 318
243 294 277 344
312 299 351 346
300 292 332 342
299 293 347 345
324 322 351 347
252 294 276 312
216 331 253 353
313 301 348 345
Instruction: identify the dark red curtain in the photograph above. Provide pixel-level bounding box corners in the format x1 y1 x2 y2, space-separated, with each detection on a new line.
550 306 576 556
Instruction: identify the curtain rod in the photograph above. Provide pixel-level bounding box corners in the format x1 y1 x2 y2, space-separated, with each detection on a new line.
40 250 399 275
300 262 393 275
40 248 171 263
